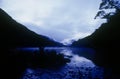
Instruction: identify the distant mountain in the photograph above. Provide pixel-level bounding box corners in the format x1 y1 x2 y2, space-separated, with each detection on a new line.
72 11 120 72
0 8 63 47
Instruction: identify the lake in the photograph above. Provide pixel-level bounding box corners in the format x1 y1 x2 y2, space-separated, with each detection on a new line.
18 47 104 79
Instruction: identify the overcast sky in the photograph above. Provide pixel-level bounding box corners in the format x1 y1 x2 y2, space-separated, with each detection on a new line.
0 0 106 45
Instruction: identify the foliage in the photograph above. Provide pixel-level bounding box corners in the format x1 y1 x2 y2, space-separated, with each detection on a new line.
95 0 120 19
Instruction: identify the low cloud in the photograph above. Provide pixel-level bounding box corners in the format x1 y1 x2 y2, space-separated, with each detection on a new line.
0 0 106 44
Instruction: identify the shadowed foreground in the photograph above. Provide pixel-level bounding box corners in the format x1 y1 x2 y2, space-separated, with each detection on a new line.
1 48 70 79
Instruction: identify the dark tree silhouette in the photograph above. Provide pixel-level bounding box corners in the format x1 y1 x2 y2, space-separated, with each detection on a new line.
72 1 120 77
95 0 120 19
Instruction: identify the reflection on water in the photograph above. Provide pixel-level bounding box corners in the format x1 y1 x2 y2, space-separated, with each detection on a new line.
16 47 39 52
21 47 104 79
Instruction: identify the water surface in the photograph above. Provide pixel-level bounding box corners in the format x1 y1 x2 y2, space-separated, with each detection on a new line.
20 47 104 79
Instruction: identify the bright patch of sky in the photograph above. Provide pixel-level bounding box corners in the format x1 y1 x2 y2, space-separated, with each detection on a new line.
0 0 106 45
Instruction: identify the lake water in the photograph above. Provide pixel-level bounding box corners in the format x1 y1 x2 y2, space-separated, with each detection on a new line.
20 47 104 79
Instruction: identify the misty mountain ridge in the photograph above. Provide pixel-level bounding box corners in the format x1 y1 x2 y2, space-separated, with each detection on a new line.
0 8 63 47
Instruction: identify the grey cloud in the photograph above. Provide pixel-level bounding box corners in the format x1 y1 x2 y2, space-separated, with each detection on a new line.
0 0 106 43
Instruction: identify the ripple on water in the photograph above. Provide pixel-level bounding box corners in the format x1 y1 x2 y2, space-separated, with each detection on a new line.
20 47 104 79
21 55 104 79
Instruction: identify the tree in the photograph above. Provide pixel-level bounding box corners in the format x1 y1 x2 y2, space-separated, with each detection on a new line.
95 0 120 19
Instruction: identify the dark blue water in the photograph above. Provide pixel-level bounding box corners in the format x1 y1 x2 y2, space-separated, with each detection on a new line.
19 47 104 79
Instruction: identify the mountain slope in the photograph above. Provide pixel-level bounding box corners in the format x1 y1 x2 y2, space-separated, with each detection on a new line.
72 12 120 48
72 11 120 73
0 8 62 47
